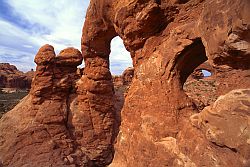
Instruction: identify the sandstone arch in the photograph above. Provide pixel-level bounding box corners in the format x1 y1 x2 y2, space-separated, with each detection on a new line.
80 0 250 166
0 0 250 166
169 38 208 86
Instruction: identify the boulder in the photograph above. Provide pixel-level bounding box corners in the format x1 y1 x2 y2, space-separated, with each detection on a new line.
190 89 250 165
0 0 250 166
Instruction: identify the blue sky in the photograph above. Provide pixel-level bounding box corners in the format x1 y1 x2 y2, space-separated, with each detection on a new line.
0 0 132 74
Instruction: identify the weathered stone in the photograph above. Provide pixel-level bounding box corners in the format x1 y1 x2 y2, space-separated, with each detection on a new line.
34 44 56 65
0 0 250 166
121 67 134 85
190 89 250 162
113 67 134 87
0 45 90 167
56 47 83 66
81 0 250 166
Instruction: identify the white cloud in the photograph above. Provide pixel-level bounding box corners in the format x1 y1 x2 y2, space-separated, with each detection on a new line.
0 0 88 71
0 0 132 74
110 37 132 75
6 0 88 51
22 45 33 49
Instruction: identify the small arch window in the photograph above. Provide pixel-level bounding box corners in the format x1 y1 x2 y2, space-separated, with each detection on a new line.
201 70 211 77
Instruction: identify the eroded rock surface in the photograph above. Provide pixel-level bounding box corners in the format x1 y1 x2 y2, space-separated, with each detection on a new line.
191 89 250 166
0 0 250 166
81 0 250 166
0 45 92 167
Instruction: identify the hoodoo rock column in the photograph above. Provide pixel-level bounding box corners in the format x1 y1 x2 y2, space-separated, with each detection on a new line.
76 1 118 165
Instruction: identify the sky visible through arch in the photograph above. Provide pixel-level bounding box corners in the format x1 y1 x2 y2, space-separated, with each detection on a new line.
0 0 132 75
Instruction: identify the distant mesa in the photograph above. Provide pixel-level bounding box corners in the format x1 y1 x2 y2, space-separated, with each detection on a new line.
0 63 34 91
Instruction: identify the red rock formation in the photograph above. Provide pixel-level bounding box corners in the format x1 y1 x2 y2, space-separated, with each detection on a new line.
81 0 250 166
113 75 123 87
31 45 82 104
190 89 250 165
184 60 250 111
0 45 92 167
0 63 33 89
187 61 213 80
0 0 250 166
121 67 134 85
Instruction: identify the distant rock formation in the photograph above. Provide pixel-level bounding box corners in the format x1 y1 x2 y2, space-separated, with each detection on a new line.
187 61 214 80
121 67 134 85
0 63 34 90
113 67 134 86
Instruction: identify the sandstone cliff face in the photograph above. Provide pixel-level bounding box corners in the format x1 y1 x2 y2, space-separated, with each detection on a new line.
0 63 33 89
0 0 250 166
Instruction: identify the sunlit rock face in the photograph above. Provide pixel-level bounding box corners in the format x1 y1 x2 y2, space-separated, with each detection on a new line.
0 0 250 166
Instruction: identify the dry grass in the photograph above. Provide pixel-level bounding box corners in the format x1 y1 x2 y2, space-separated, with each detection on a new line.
0 91 28 118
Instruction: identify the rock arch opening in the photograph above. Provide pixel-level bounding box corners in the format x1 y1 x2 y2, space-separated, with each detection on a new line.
109 36 134 110
175 38 208 86
175 38 217 110
109 36 133 75
187 68 213 80
178 38 216 111
109 36 134 140
202 69 212 77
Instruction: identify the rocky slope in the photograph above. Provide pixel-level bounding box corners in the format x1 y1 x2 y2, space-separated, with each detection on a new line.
0 0 250 166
